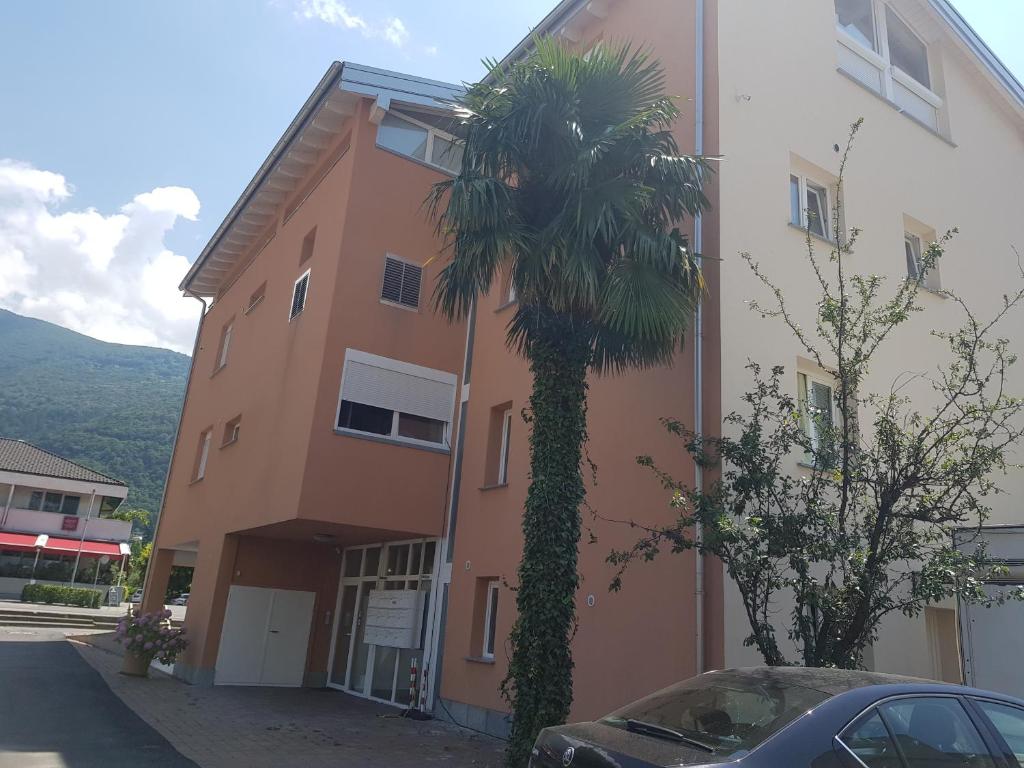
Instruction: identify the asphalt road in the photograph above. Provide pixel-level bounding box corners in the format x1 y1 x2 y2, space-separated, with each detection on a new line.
0 628 196 768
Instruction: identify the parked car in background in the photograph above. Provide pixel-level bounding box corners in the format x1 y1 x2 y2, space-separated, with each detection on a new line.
128 590 143 604
170 592 189 606
529 667 1024 767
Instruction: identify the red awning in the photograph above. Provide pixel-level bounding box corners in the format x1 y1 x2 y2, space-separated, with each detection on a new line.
0 532 44 553
43 537 124 558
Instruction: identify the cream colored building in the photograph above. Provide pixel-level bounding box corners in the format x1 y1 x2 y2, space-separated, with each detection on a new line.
712 0 1024 681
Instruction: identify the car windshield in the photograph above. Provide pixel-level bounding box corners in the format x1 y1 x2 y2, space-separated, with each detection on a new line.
602 671 832 755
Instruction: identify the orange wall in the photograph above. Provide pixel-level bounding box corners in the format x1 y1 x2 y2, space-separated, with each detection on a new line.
439 0 721 721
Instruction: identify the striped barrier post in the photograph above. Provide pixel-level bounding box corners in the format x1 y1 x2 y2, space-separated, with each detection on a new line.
409 657 419 710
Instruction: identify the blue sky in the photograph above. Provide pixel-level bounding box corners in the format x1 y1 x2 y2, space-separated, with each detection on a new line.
0 0 1020 351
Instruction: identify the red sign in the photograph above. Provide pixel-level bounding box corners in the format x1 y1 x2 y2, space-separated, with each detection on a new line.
61 516 79 532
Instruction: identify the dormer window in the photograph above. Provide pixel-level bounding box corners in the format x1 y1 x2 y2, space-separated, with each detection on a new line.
376 109 464 175
834 0 942 132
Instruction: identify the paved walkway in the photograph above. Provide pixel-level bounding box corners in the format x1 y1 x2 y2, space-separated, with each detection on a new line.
0 627 196 767
0 598 187 622
70 632 504 768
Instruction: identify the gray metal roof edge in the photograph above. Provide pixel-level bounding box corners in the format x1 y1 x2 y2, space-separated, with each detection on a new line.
0 438 127 487
928 0 1024 111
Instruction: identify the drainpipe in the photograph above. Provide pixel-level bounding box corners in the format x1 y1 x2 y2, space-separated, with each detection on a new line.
693 0 706 676
70 490 97 585
1 483 14 529
140 291 208 607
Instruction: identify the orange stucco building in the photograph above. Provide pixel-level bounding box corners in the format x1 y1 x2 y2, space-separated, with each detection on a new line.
147 0 1024 739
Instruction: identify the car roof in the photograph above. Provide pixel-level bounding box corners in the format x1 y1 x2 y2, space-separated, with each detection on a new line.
707 666 1024 705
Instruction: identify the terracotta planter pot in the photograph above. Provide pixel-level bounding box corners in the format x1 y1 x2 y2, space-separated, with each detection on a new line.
120 652 153 677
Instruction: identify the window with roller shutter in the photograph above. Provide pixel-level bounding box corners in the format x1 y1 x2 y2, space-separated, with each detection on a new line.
380 255 422 310
335 349 456 449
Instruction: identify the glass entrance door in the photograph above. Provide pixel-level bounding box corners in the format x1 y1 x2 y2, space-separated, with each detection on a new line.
327 539 438 705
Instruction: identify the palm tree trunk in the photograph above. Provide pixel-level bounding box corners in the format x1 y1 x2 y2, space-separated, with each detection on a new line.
504 314 591 768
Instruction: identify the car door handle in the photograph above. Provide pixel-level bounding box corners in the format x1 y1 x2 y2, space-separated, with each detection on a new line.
268 630 280 634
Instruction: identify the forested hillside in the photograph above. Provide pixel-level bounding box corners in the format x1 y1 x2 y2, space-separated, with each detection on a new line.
0 309 190 538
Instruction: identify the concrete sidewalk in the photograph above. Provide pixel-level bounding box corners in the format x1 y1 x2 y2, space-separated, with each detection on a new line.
0 597 186 622
71 633 504 768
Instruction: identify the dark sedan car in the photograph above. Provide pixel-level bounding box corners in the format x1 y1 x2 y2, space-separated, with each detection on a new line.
530 667 1024 767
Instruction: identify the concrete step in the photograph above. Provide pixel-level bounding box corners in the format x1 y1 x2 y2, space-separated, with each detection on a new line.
0 609 122 629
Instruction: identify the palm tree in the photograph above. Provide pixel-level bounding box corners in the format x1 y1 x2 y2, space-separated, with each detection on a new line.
428 39 711 767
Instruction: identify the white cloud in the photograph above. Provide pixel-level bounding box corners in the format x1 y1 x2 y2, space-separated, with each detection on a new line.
0 159 200 354
424 45 439 57
382 17 408 47
296 0 366 31
293 0 410 47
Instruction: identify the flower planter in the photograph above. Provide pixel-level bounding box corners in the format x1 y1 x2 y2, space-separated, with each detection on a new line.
121 652 154 677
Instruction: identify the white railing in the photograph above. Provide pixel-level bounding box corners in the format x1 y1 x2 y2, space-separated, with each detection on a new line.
1 507 131 542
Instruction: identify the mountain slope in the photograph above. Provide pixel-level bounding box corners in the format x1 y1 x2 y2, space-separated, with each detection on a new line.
0 309 190 538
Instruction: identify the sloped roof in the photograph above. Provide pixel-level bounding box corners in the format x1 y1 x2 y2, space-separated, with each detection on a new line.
0 438 126 486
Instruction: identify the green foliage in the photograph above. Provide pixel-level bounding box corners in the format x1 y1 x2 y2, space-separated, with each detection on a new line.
429 39 709 766
609 121 1024 669
22 582 101 608
0 310 189 538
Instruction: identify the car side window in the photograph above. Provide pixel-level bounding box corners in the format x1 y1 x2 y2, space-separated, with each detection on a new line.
839 710 902 768
878 697 996 768
974 700 1024 767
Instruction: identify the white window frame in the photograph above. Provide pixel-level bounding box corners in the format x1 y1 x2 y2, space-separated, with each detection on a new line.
790 174 833 241
835 1 943 119
289 269 311 320
195 430 212 481
379 253 423 311
904 232 923 280
216 322 233 371
482 580 500 660
798 372 836 463
904 231 941 291
222 417 241 447
334 349 457 451
497 408 512 485
376 109 463 175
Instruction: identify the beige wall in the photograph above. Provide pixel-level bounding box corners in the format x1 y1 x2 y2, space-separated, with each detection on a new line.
714 0 1024 675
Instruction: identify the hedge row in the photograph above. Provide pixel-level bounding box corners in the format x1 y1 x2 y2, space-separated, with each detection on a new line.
21 583 101 609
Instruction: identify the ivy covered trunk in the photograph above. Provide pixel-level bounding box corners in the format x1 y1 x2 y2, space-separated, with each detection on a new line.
503 314 591 768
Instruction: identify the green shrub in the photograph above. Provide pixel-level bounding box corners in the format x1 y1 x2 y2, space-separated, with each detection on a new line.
21 583 101 609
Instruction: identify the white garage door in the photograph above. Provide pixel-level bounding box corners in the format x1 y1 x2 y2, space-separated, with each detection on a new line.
215 586 316 687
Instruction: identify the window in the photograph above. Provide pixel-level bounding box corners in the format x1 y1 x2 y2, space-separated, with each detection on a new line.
497 409 512 485
878 697 995 768
603 670 830 753
246 282 266 314
886 6 930 89
290 269 310 319
26 491 80 514
376 109 464 175
194 429 212 481
835 1 941 131
381 255 423 310
483 581 499 659
335 350 457 449
798 372 836 466
222 416 241 447
300 227 316 264
836 0 876 51
215 321 233 371
904 223 941 291
790 174 831 240
974 700 1024 765
838 710 902 768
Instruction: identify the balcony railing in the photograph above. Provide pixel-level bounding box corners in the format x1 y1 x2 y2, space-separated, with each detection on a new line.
0 507 132 542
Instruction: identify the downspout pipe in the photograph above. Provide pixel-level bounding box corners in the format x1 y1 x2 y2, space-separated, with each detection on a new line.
140 290 208 607
693 0 706 676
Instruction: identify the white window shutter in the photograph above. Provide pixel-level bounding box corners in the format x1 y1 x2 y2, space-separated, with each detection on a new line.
343 360 454 423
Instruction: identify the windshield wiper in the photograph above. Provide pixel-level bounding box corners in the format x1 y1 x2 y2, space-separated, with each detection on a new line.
624 719 715 753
